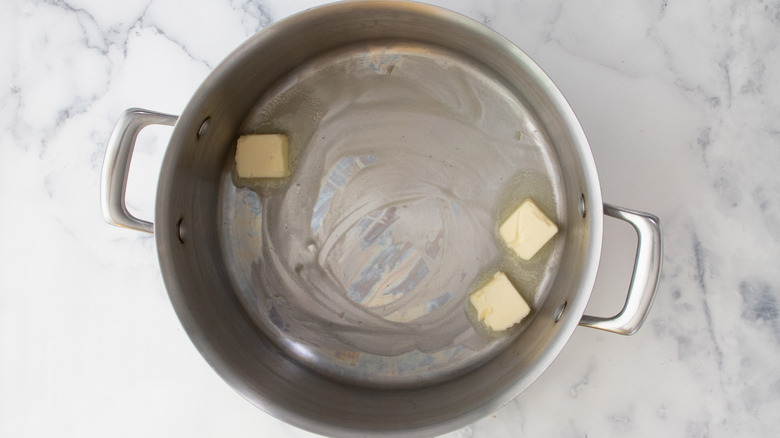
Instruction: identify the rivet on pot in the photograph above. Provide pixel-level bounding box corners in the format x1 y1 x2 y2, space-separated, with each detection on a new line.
554 301 567 323
177 216 186 244
578 194 586 218
197 117 210 139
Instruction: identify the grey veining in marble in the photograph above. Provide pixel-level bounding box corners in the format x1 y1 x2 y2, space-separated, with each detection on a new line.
1 0 778 436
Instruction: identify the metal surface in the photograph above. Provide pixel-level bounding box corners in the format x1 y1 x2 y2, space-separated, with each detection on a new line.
218 41 567 389
101 108 178 233
579 204 662 335
102 2 662 437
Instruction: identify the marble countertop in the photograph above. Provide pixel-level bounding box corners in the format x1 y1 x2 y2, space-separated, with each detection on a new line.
2 0 778 436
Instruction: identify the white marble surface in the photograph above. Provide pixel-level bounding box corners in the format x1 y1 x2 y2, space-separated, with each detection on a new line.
2 0 779 436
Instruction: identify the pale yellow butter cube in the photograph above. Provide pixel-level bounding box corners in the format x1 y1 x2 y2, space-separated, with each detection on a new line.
499 198 558 260
469 271 530 331
235 134 290 178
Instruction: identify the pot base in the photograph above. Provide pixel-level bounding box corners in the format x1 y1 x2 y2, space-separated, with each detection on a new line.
216 41 565 388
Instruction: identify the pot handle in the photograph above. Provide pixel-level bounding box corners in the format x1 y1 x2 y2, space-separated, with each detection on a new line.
579 204 662 335
101 108 178 233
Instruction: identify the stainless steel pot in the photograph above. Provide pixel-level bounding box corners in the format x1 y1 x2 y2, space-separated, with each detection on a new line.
101 2 661 436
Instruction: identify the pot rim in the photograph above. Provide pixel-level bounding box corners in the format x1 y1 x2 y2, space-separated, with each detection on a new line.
155 1 604 436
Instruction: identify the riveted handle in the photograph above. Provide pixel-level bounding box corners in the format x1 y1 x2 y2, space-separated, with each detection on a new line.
100 108 178 233
579 204 662 335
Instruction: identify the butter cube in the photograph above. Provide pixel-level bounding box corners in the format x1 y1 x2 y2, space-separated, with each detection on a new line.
235 134 290 178
499 199 558 260
470 271 530 331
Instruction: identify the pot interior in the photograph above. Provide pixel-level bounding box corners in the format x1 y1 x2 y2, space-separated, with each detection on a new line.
218 39 566 389
156 2 602 436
